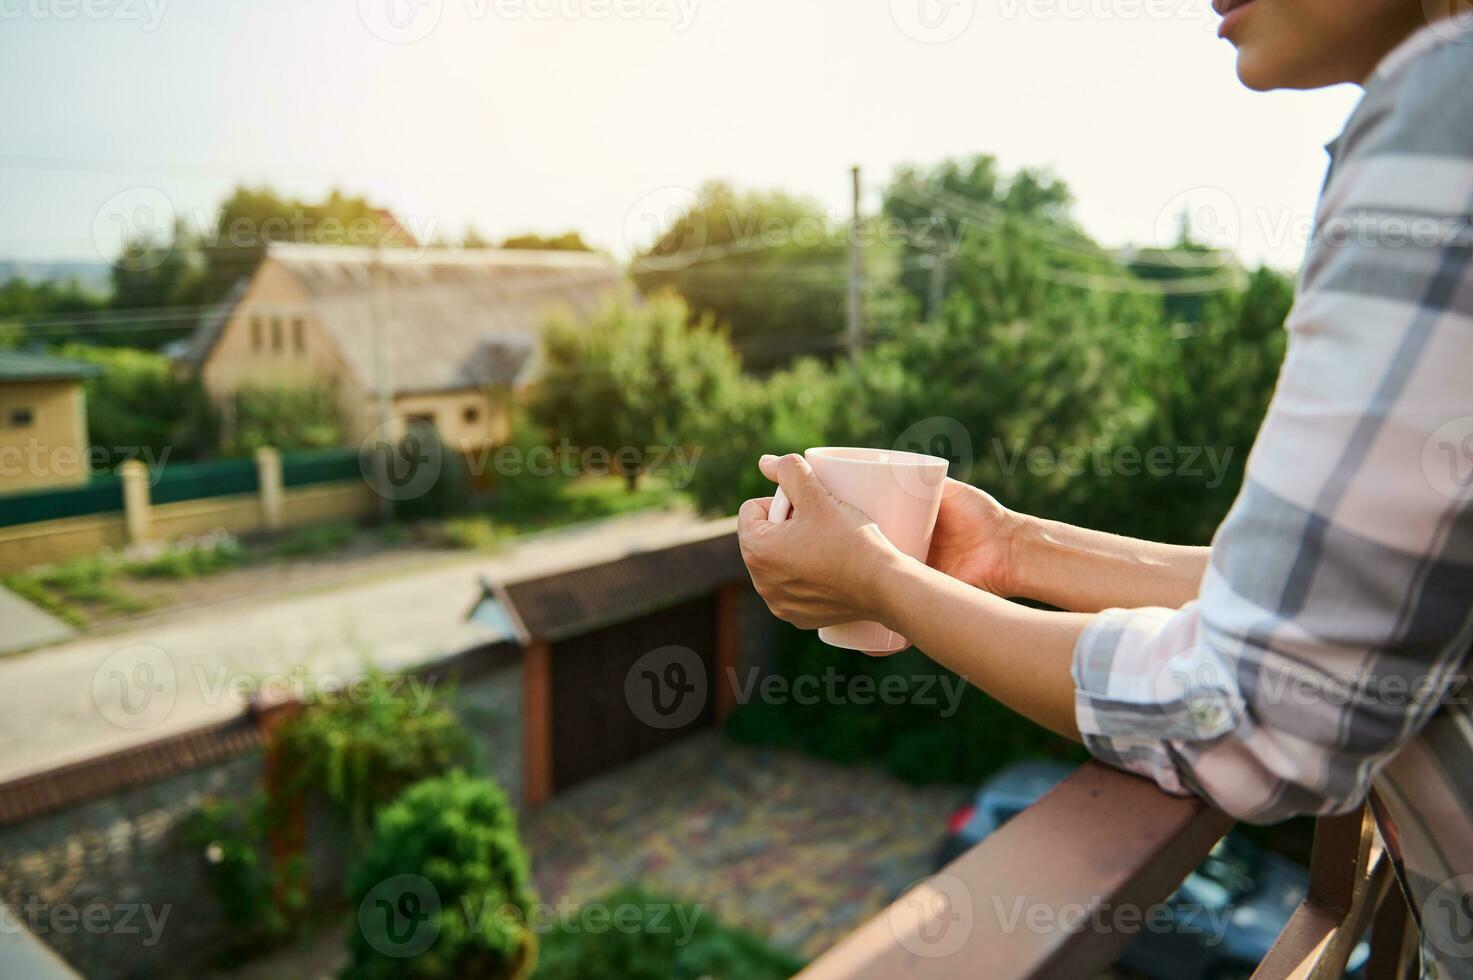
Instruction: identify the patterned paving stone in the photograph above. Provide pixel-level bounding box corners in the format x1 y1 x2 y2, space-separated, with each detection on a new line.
521 731 970 959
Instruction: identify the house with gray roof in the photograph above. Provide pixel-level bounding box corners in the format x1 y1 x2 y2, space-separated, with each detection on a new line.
180 242 629 452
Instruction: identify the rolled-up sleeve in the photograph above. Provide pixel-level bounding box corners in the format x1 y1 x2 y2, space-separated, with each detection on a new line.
1072 42 1473 824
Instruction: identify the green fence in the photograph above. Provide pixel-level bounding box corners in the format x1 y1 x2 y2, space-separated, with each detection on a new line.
150 458 259 505
282 447 361 488
0 475 124 529
0 447 365 530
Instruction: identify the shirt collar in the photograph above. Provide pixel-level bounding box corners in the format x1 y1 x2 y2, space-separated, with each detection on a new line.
1368 13 1473 86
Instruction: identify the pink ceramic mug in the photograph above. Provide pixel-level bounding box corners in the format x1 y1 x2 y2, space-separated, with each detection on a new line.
769 446 949 653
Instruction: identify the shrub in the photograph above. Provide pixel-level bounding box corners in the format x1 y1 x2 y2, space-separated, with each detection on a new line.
534 885 803 980
56 342 218 466
227 381 345 455
276 670 475 842
345 772 536 980
269 521 358 558
176 794 299 943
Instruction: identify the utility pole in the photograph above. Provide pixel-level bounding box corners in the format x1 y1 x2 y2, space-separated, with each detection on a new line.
370 241 394 521
846 165 863 372
928 250 947 323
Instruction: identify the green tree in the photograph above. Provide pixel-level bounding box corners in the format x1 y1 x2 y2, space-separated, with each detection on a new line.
529 293 742 491
56 343 217 466
499 231 592 251
226 381 345 456
630 182 860 371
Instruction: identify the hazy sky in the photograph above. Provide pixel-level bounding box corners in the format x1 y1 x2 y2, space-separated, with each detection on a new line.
1 0 1364 272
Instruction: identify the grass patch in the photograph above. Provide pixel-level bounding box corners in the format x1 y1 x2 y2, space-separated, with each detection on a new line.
130 538 245 579
439 516 511 552
493 475 686 534
533 885 803 980
268 522 358 559
3 555 146 625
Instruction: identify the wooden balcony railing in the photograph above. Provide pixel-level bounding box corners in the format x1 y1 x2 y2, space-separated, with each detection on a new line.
800 762 1413 980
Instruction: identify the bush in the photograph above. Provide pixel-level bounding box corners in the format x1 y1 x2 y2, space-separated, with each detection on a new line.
725 625 1085 786
345 772 536 980
176 794 299 943
534 885 803 980
127 535 244 579
276 670 475 841
57 343 218 466
269 521 358 558
227 381 345 455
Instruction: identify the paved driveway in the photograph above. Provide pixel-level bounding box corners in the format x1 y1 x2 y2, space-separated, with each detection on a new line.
0 510 720 781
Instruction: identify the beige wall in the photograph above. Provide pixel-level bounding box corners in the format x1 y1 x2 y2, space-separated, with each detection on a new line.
0 479 379 574
392 389 506 453
0 380 91 494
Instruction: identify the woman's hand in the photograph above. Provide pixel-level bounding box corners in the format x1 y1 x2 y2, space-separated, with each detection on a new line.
737 454 904 630
926 478 1026 596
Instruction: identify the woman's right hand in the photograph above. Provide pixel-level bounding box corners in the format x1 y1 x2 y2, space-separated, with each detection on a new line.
925 478 1028 597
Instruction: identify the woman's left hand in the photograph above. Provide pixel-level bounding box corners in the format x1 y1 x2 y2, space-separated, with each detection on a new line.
737 453 904 630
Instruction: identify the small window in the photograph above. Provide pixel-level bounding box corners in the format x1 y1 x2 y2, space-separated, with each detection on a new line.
292 318 305 353
250 317 262 351
271 318 284 353
463 406 480 424
8 407 34 428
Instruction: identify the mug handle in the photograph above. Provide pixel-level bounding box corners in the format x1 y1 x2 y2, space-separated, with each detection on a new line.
769 486 792 524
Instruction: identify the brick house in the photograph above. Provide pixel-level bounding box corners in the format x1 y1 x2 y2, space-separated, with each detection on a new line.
180 243 629 454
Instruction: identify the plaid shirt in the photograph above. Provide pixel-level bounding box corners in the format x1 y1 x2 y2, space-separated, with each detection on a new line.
1071 20 1473 978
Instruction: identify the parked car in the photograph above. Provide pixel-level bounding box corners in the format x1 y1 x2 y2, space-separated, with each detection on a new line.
934 760 1369 980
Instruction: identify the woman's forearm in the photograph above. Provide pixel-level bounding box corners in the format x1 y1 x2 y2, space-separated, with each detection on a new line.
1009 516 1210 612
870 550 1091 742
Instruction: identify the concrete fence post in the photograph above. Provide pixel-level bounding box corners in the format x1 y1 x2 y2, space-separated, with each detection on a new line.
118 459 152 545
255 447 284 531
